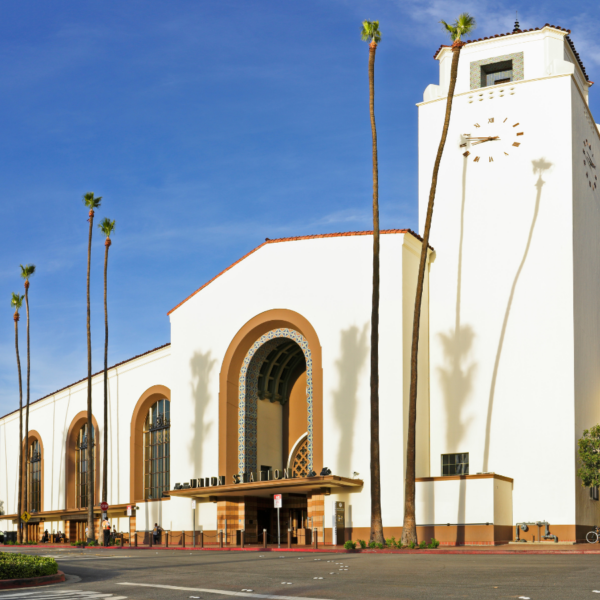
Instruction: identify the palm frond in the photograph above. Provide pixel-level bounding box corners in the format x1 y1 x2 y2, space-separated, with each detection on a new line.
82 192 102 209
361 20 382 44
10 292 24 312
19 264 36 280
440 13 476 41
98 217 116 237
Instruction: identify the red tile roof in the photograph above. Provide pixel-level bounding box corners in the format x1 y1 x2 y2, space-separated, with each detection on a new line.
167 229 425 315
0 343 171 421
433 25 589 82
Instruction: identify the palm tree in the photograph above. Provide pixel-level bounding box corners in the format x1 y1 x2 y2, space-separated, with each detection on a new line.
401 13 476 546
98 218 115 519
11 292 24 544
83 192 102 541
361 19 385 545
20 264 35 541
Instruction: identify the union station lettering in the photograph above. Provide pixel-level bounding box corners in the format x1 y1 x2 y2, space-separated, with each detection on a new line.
174 468 308 489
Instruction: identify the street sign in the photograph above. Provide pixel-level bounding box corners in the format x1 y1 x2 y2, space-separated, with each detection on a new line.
21 511 31 523
274 494 282 508
192 500 197 509
127 505 132 517
100 502 109 511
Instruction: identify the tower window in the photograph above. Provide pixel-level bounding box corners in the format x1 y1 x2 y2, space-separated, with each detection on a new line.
590 486 599 501
144 398 170 500
442 453 469 476
481 60 513 87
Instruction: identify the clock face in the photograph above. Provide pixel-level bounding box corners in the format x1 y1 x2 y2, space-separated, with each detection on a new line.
459 117 524 163
582 140 597 192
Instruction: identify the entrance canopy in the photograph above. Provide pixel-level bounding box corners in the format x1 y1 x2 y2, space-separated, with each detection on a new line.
169 475 363 500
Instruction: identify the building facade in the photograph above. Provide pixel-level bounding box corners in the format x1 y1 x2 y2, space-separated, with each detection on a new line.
0 24 598 545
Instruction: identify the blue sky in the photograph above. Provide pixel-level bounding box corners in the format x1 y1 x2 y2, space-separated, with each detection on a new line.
1 0 598 415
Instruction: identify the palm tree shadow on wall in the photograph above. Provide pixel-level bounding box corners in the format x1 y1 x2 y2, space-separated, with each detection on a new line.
482 158 553 472
437 156 476 546
189 351 217 476
332 324 369 478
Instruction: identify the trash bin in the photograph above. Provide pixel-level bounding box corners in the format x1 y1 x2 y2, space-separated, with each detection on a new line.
3 531 17 544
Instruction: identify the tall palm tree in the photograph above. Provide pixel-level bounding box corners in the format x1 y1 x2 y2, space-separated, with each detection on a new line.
361 19 385 545
401 13 476 546
98 218 115 517
83 192 102 541
20 264 35 541
11 292 24 544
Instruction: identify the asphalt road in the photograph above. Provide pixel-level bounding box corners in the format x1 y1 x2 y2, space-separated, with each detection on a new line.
1 547 600 599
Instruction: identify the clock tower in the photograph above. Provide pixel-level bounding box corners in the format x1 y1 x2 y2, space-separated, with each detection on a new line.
418 24 600 537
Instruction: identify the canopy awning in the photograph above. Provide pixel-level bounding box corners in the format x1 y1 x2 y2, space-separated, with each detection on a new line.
169 475 363 500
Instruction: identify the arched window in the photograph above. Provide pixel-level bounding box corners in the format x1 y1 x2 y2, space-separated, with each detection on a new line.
76 423 94 509
27 440 41 513
144 399 170 500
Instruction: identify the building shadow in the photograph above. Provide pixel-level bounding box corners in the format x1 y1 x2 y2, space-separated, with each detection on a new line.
332 324 368 478
482 157 553 471
436 155 476 545
189 350 217 476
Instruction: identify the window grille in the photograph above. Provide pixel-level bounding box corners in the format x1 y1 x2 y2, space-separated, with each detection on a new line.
76 424 94 509
144 398 170 500
28 440 41 513
292 437 309 478
441 453 469 476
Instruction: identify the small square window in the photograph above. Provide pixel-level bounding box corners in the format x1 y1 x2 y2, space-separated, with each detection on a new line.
441 453 469 476
590 486 599 501
481 60 513 88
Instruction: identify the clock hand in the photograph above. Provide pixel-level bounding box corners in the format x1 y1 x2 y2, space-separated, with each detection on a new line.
585 152 596 168
471 137 501 145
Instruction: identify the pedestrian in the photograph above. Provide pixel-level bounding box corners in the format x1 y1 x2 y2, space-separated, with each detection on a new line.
111 525 117 545
153 522 161 545
43 529 49 543
85 525 89 541
102 517 110 546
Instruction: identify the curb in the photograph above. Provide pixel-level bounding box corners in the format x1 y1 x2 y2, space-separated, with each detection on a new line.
0 570 65 590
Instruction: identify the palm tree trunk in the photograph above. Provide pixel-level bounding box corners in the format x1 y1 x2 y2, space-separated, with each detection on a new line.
23 283 30 542
14 315 23 544
102 240 110 509
401 41 464 546
368 39 384 545
87 210 95 541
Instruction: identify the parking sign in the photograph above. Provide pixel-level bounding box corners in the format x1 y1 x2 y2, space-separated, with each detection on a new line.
274 494 282 508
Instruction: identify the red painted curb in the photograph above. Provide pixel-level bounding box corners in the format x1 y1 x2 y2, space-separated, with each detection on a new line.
0 570 65 590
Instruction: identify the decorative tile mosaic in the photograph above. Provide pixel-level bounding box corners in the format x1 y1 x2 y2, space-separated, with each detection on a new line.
470 52 524 90
238 328 313 475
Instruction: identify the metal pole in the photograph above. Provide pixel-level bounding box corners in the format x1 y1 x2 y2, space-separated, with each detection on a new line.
129 517 131 548
277 506 281 549
225 518 227 546
193 505 196 547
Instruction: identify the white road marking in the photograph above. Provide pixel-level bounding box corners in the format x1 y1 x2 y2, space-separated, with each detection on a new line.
0 591 127 600
119 582 329 599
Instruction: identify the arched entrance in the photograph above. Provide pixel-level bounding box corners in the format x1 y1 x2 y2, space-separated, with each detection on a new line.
238 328 312 476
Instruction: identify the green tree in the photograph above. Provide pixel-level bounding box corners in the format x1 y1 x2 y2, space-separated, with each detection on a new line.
361 19 385 546
11 292 24 544
98 218 115 519
402 13 476 546
20 264 35 540
578 425 600 488
83 192 102 541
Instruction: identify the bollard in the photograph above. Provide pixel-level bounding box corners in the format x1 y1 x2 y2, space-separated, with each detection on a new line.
165 531 169 548
200 531 204 548
263 529 267 549
288 529 292 549
241 530 245 549
219 531 224 548
182 531 185 548
149 531 153 548
313 528 318 549
134 532 138 548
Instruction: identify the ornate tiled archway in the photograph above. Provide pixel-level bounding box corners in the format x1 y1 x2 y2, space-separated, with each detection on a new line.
238 328 313 475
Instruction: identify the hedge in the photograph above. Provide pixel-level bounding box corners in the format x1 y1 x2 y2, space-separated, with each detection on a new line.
0 553 58 580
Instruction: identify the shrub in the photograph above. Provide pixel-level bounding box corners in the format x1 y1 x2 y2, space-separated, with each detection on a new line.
0 553 58 580
408 540 417 549
115 538 122 547
375 542 384 549
357 539 367 549
87 540 98 546
428 538 440 549
419 540 427 549
368 541 376 549
343 540 356 550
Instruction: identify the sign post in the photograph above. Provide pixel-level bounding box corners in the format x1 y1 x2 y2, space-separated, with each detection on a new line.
192 500 196 547
274 494 282 549
127 505 132 547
